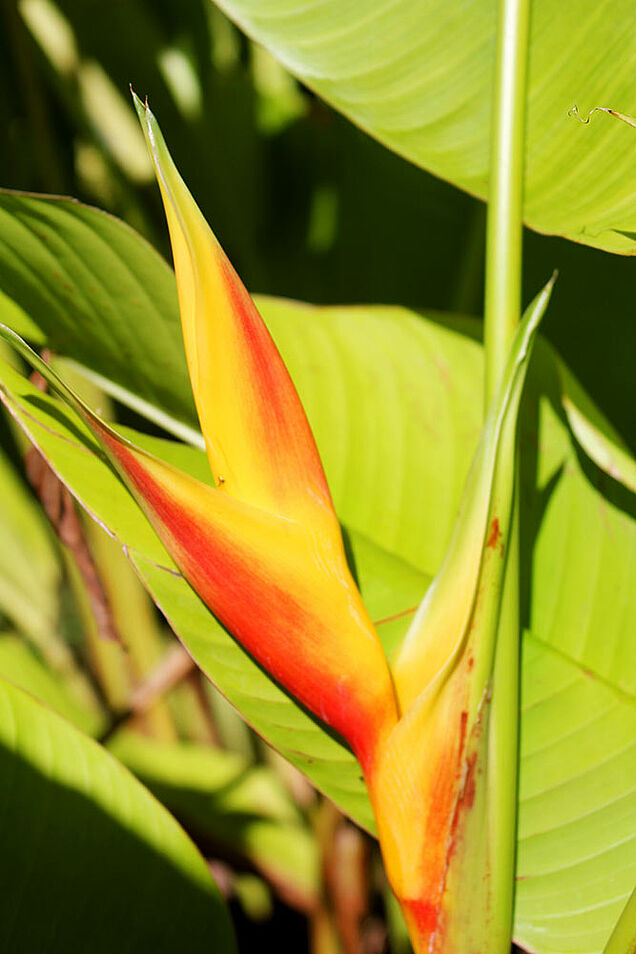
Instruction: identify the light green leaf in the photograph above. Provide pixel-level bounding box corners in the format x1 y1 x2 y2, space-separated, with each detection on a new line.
558 361 636 494
209 0 636 255
0 675 235 953
0 189 199 443
0 627 317 904
524 347 636 699
516 635 636 954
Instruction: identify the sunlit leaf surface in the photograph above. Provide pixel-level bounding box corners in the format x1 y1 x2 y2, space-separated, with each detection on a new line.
211 0 636 255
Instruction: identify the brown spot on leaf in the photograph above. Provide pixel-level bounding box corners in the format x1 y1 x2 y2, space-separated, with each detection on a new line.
462 753 478 810
486 517 501 550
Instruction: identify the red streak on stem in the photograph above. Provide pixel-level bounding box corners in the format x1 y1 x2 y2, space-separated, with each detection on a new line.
405 898 440 935
486 517 501 550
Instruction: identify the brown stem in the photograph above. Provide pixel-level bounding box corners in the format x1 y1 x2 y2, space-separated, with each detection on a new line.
25 358 121 646
99 643 194 743
314 800 373 954
185 668 220 746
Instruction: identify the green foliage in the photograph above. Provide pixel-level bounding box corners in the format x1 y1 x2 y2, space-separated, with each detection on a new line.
2 3 635 441
0 191 196 441
603 888 636 954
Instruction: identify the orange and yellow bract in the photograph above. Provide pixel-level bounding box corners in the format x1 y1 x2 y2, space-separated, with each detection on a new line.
135 91 332 523
0 94 552 954
85 91 401 776
97 417 396 771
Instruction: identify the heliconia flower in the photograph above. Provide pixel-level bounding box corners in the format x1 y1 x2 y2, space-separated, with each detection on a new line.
0 94 399 775
366 278 555 952
0 91 554 954
128 91 400 768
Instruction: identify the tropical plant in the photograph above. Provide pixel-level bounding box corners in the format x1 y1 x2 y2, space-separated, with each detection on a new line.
0 0 633 952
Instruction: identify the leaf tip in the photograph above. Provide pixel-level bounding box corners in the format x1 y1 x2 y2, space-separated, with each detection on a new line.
130 86 155 133
129 85 146 113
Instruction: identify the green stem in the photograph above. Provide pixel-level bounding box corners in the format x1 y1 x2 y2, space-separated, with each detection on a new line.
483 0 531 949
484 0 531 403
488 489 521 951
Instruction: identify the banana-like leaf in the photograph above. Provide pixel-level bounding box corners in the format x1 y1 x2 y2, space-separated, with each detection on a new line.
517 638 636 954
0 189 197 443
0 675 235 953
208 0 636 255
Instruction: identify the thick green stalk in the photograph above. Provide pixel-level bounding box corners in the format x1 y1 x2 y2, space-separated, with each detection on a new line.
483 0 531 948
484 0 531 404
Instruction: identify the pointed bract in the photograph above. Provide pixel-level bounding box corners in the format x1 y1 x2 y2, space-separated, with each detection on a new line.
391 277 554 713
100 423 397 771
368 278 554 951
132 90 333 525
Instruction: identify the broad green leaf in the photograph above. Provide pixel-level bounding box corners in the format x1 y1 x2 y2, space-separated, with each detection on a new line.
209 0 636 255
0 676 235 953
108 731 319 906
0 189 199 443
524 348 636 698
0 628 316 903
516 635 636 954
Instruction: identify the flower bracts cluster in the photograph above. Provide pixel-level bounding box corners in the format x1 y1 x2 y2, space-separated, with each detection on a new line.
0 96 553 954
